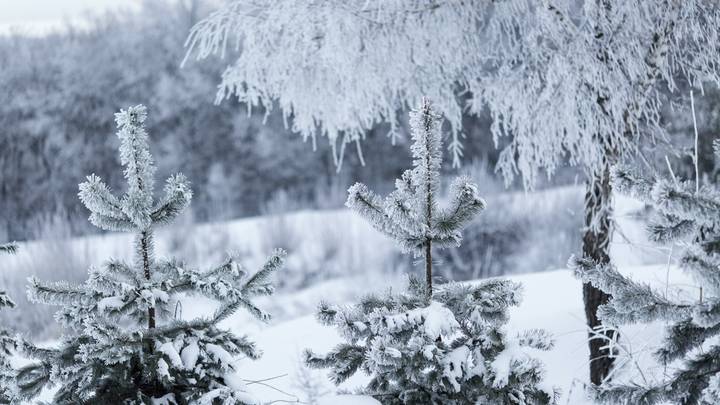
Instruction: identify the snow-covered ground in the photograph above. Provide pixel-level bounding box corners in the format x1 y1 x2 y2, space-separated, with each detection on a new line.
14 191 693 404
224 263 690 405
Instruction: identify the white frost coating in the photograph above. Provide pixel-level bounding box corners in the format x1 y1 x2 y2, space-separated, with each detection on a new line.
206 343 234 366
153 288 169 303
157 342 183 369
491 341 515 389
353 321 367 332
422 344 435 360
384 301 459 338
97 296 124 311
385 347 401 358
197 388 224 404
442 346 470 392
180 341 200 370
222 372 247 390
19 105 287 403
342 99 484 256
157 358 172 381
490 338 547 389
422 301 460 338
468 347 487 379
140 289 154 304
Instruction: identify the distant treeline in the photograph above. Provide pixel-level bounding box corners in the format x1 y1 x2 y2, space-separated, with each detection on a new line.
2 1 715 241
0 1 505 240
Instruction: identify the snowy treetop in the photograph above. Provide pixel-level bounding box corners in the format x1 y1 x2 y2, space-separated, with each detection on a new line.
346 98 485 256
79 104 192 232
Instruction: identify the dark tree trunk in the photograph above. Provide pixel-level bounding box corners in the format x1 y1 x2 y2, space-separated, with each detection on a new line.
425 240 432 297
582 163 617 385
140 231 156 357
141 231 156 330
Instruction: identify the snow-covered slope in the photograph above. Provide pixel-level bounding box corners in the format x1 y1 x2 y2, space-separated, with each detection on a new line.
228 264 687 405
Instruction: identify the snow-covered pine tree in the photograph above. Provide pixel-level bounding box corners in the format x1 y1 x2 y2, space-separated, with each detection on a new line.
0 242 18 404
13 105 286 404
571 159 720 404
305 99 556 404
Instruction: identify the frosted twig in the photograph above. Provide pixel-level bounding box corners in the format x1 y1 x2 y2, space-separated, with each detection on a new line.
690 90 700 194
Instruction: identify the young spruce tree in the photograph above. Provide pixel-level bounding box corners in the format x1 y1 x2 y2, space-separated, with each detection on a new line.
571 153 720 404
305 99 556 404
14 106 286 404
0 242 18 404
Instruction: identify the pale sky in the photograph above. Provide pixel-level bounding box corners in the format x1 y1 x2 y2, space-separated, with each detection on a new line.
0 0 144 35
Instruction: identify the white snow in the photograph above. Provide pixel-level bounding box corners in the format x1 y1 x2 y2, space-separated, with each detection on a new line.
384 347 401 358
317 395 381 405
205 343 234 366
442 346 470 392
421 301 460 338
180 340 200 370
96 296 124 311
157 341 183 369
156 358 172 381
381 301 458 338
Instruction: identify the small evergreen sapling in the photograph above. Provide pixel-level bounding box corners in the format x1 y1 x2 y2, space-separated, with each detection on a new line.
571 158 720 404
15 106 286 404
346 98 483 295
0 242 18 403
305 99 556 404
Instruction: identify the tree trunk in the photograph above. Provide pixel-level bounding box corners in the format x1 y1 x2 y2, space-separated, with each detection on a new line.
425 239 432 297
139 231 156 355
141 231 156 330
582 163 616 385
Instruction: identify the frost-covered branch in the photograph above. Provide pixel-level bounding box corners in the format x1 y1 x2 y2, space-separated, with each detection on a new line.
576 151 720 403
186 1 720 182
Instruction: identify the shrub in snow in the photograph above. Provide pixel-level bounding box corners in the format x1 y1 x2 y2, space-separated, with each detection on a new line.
571 160 720 404
14 106 286 404
0 242 18 403
306 99 556 404
307 277 556 404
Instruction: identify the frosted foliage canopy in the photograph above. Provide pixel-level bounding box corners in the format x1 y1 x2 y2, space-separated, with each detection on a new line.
186 0 720 186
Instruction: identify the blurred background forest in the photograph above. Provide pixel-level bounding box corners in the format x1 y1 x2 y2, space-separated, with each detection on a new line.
3 0 720 242
0 0 503 242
